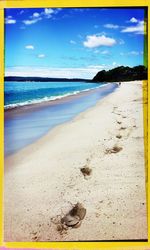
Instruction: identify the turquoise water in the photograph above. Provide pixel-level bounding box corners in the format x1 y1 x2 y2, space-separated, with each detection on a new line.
5 81 118 156
5 81 104 109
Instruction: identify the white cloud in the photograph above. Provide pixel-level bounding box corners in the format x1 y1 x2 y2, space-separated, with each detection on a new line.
5 65 113 79
33 12 40 18
70 40 76 44
129 17 138 23
23 10 43 25
87 64 107 69
23 11 42 25
44 8 54 15
25 45 34 50
22 8 61 25
83 35 116 48
104 23 119 29
101 50 109 55
120 51 141 56
121 20 144 34
5 17 16 24
112 62 117 66
129 51 139 55
23 18 41 25
44 8 54 18
38 54 45 58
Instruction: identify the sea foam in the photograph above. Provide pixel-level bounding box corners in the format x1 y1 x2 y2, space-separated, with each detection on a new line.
5 85 106 110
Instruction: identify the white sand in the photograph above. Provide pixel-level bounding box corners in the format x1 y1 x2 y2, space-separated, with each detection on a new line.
4 81 147 241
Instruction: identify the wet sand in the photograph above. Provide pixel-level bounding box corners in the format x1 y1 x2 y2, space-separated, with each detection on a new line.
4 81 147 241
5 83 117 156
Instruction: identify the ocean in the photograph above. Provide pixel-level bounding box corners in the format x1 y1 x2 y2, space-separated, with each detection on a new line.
4 81 118 156
4 81 104 109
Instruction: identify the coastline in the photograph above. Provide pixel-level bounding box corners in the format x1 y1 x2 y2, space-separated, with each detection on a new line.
4 80 147 241
4 83 105 111
4 83 108 115
5 83 117 156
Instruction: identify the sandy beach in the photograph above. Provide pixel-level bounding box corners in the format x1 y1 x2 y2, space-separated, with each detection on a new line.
4 81 147 241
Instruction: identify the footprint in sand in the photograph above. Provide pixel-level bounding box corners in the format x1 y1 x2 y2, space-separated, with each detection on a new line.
80 158 92 179
119 126 126 130
114 112 121 116
61 203 86 228
105 145 123 154
31 231 41 241
80 166 92 179
52 203 86 235
116 134 122 139
112 106 122 115
117 121 122 125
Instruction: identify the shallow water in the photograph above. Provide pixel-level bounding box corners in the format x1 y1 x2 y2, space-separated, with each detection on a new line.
5 83 118 156
5 81 104 109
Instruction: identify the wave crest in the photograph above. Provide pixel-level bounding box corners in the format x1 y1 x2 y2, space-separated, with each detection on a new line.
5 85 106 110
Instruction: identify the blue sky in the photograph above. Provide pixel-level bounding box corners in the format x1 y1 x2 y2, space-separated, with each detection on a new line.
5 7 146 79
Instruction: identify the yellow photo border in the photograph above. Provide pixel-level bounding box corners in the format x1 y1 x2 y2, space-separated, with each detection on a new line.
0 0 149 249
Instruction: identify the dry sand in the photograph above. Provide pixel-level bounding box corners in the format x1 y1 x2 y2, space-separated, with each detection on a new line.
4 81 147 241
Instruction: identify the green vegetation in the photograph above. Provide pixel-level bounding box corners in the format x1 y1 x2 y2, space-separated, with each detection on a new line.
92 65 147 82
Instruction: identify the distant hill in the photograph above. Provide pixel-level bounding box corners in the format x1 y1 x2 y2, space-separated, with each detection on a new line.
5 76 90 82
5 65 147 83
92 65 147 82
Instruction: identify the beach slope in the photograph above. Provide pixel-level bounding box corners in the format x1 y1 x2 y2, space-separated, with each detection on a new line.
4 81 147 241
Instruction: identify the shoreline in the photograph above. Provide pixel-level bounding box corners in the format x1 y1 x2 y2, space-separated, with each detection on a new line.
4 80 147 241
5 83 117 156
5 83 109 115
